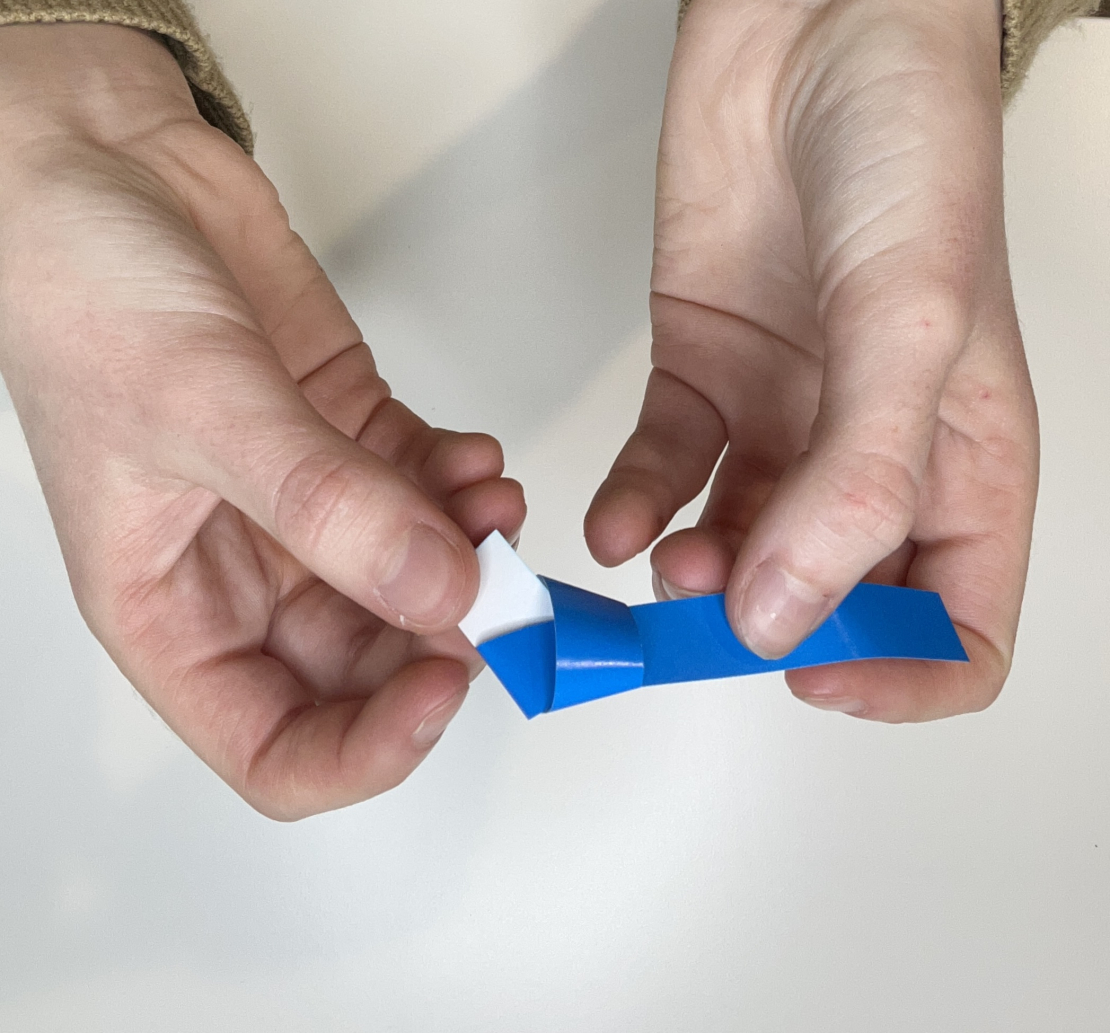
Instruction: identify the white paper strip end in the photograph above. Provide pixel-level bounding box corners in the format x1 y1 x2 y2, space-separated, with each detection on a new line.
458 531 554 647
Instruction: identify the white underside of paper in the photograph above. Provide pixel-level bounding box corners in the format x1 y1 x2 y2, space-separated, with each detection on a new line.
458 531 554 646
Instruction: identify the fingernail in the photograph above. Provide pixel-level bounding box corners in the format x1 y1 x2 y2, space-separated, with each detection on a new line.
800 696 869 715
653 571 699 601
412 692 467 749
738 561 829 659
378 524 466 627
659 576 698 600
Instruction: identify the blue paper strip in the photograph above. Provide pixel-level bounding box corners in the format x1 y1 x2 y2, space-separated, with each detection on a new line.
478 620 556 719
542 579 644 710
478 580 968 718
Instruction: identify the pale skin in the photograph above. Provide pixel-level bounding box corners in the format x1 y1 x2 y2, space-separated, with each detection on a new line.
587 0 1037 721
0 25 526 820
0 0 1038 817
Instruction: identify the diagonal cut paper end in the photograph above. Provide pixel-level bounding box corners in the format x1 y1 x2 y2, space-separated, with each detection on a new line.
458 532 553 645
459 532 556 717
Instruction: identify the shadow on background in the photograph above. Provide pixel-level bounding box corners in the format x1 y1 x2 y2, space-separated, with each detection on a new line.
324 0 675 445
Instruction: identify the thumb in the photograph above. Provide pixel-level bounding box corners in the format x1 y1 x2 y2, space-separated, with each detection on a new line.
728 286 967 659
174 347 478 634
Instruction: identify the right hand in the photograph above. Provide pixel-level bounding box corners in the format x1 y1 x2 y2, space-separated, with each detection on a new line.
585 0 1037 722
0 24 525 819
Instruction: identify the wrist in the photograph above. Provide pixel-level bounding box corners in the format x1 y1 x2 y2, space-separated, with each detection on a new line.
0 24 198 155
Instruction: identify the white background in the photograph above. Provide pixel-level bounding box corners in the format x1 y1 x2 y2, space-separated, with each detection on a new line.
1 4 1109 1030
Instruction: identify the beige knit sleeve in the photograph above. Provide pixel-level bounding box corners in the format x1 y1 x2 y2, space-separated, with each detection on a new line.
0 1 1102 156
0 0 252 153
678 0 1105 105
1002 0 1103 97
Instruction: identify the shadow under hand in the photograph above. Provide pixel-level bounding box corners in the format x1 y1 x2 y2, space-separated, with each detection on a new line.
323 0 676 445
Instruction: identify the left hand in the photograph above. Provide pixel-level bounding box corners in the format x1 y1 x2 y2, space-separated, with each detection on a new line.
0 24 526 819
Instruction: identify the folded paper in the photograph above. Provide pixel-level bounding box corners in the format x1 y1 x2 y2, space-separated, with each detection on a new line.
460 533 969 718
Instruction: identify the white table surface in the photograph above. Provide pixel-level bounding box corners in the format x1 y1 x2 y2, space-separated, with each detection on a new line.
1 5 1108 1030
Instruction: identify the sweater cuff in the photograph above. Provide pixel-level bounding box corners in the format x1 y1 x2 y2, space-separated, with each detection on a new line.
677 0 1101 105
1002 0 1102 101
0 0 253 153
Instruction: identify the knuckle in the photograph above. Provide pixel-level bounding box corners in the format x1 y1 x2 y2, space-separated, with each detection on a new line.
242 785 315 823
447 431 505 479
965 685 1002 716
827 278 971 371
272 451 365 556
906 287 971 362
819 451 918 558
964 649 1010 716
474 432 506 473
240 718 331 823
